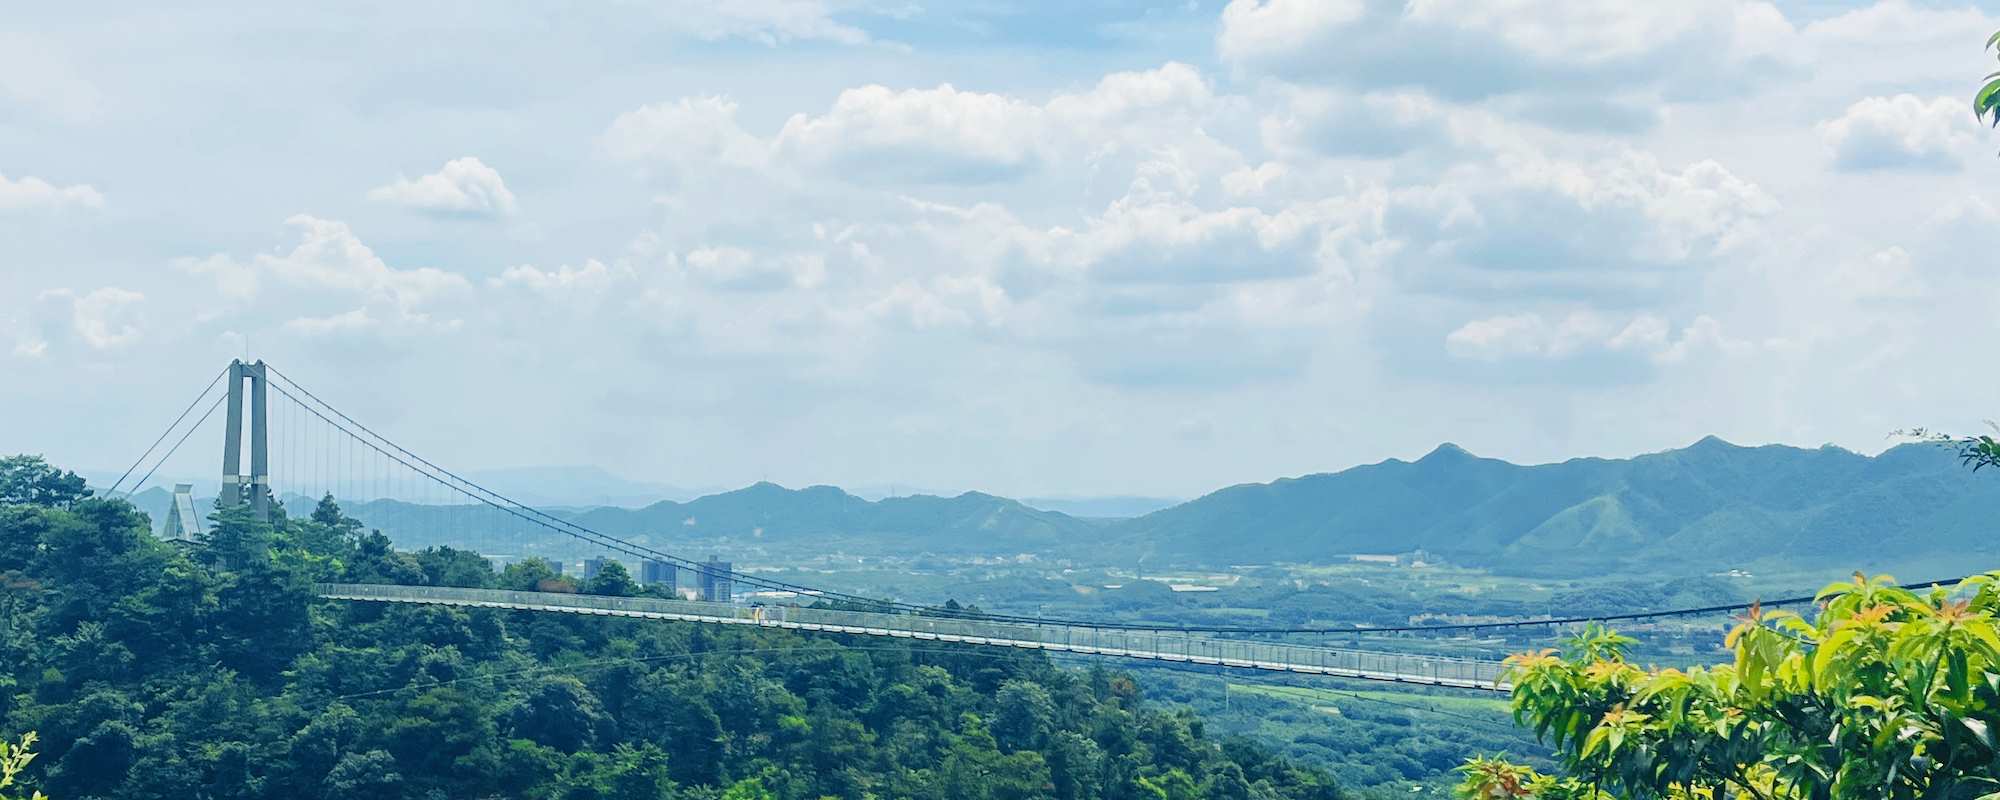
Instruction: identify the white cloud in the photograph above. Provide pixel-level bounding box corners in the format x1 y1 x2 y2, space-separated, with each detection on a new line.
1259 88 1452 158
491 260 627 294
775 84 1044 183
26 287 145 353
0 171 104 211
610 63 1229 189
71 287 145 349
1044 62 1217 130
261 216 468 311
175 216 470 334
368 157 519 218
1819 95 1980 172
682 246 827 291
1080 195 1334 285
1217 0 1367 63
1221 162 1286 198
1383 151 1777 297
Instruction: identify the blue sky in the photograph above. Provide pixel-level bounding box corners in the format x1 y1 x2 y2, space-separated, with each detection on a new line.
5 0 1999 498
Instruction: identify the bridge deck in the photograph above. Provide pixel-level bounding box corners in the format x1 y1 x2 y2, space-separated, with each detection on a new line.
317 584 1512 691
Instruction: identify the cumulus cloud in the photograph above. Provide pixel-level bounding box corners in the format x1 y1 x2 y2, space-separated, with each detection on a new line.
0 171 104 211
1259 88 1454 158
682 246 827 291
70 287 145 349
368 157 519 218
775 84 1045 183
608 63 1228 188
1081 196 1333 285
21 287 145 355
1221 162 1286 198
1819 94 1980 172
1384 151 1777 298
175 216 470 335
490 260 628 294
264 216 469 310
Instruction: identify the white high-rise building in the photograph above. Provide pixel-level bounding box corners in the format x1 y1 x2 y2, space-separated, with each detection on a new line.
163 483 204 543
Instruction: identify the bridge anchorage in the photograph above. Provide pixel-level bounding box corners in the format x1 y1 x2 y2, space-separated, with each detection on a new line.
133 359 1518 692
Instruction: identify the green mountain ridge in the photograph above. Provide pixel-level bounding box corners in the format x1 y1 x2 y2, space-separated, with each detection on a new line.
1108 437 2000 575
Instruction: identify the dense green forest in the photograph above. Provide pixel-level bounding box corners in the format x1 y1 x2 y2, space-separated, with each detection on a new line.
0 455 1349 800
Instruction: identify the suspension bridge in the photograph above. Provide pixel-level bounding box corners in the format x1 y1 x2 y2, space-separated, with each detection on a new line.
118 360 1519 691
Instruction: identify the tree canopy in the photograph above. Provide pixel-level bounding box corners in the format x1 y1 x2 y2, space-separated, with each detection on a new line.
0 457 88 509
0 454 1348 800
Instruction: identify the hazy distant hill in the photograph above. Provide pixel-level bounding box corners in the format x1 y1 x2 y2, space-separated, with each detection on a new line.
1100 437 2000 575
1021 495 1182 519
569 482 1101 552
308 481 1102 560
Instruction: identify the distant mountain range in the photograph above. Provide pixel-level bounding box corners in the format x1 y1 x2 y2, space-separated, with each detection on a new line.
113 438 2000 577
1103 437 2000 575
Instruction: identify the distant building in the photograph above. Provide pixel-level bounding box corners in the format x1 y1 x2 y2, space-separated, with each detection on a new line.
582 557 610 581
162 484 203 543
1350 554 1398 564
641 559 678 594
697 555 733 602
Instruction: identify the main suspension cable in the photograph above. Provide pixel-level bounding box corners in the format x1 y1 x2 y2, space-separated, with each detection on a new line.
108 365 227 496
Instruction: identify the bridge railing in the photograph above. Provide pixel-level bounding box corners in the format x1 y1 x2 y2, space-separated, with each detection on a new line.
316 583 1510 689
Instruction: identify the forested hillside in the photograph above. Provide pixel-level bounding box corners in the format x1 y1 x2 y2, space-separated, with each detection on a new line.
0 455 1343 800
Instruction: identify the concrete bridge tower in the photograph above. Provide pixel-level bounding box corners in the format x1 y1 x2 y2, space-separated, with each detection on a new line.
219 359 270 522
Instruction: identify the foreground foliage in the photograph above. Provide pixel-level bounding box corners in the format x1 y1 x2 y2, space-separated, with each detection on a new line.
0 455 1343 800
1460 574 2000 800
1 734 47 800
1980 30 2000 128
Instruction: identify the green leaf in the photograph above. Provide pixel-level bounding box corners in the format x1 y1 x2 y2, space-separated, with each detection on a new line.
1978 79 2000 125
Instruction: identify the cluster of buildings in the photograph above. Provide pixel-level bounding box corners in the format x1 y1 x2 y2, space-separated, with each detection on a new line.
579 554 735 602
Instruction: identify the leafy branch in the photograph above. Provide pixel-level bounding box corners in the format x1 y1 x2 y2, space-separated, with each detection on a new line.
1980 30 2000 128
0 733 47 800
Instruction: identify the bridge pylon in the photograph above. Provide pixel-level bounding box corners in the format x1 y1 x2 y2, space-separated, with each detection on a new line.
220 359 270 522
